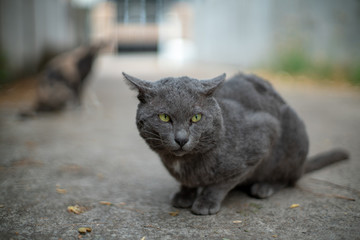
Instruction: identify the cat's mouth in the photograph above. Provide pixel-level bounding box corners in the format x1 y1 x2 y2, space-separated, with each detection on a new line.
172 149 188 157
169 138 195 156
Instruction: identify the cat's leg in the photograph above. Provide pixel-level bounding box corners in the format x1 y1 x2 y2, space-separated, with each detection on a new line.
250 182 285 199
172 185 197 208
72 83 83 106
191 181 237 215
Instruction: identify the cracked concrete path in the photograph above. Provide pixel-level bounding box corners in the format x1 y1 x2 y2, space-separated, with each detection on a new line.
0 54 359 239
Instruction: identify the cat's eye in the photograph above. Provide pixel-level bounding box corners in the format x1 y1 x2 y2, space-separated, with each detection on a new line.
191 114 202 123
159 114 170 122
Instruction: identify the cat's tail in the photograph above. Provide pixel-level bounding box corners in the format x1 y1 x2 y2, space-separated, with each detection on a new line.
304 148 349 174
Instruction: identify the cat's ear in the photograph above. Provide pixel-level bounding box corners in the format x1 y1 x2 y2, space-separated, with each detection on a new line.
123 72 154 103
201 73 226 96
123 72 153 91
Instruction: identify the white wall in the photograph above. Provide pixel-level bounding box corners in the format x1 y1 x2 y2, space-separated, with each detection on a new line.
0 0 86 78
192 0 360 67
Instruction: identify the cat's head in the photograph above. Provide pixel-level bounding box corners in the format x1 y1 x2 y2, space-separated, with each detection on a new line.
124 72 226 157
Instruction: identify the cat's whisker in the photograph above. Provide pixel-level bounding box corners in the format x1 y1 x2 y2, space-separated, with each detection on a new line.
142 130 162 138
142 130 166 146
149 143 165 149
144 137 163 142
141 130 162 138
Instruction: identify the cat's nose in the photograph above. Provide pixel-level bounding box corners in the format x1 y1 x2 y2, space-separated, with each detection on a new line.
175 137 189 147
175 130 189 147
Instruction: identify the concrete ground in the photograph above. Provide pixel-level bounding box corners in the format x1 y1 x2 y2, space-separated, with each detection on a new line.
0 54 359 240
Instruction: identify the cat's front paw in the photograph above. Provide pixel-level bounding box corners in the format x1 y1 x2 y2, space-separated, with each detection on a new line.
172 190 196 208
191 196 221 215
250 183 275 199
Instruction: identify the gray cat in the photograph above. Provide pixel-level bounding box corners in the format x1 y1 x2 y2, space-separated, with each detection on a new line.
124 72 348 215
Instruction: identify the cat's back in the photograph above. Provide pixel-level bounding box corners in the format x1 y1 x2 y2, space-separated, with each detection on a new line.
215 73 286 117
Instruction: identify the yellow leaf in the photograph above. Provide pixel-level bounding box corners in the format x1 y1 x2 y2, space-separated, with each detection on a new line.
78 227 92 234
168 211 179 216
56 188 67 194
232 220 242 223
99 201 112 205
67 205 86 214
290 204 300 208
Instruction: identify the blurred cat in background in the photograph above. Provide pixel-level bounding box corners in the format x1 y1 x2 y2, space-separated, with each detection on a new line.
19 43 104 118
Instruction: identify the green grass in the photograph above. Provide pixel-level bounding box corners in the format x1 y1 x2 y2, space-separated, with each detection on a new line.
348 64 360 85
274 50 313 75
272 49 360 86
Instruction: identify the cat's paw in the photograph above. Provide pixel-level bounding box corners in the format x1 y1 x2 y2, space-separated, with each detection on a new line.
250 183 275 199
191 197 221 215
171 191 196 208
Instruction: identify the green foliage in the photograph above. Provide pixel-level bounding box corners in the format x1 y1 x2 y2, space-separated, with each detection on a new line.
275 50 312 75
272 49 360 86
348 64 360 85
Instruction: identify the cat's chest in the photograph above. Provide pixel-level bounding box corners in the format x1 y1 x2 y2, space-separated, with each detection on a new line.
161 155 217 187
170 160 183 175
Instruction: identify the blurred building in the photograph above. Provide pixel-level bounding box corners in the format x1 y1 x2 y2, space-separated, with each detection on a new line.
0 0 94 82
91 0 161 52
1 0 359 84
90 0 193 64
193 0 360 68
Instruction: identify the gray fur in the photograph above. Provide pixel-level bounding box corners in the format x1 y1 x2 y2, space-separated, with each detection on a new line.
124 72 348 215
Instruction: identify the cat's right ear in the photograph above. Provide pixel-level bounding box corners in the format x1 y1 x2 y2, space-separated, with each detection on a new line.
123 72 153 103
201 73 226 96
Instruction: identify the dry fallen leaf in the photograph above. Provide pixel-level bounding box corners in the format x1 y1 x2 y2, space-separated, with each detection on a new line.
78 227 92 234
143 224 161 230
26 141 36 149
168 211 179 216
290 204 300 209
56 188 67 194
232 220 242 223
67 205 86 214
97 173 104 180
12 158 43 167
99 201 112 206
272 234 278 238
61 164 81 173
140 237 146 240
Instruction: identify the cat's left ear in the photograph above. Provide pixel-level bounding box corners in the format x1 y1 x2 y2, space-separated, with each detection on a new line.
123 72 154 103
201 73 226 96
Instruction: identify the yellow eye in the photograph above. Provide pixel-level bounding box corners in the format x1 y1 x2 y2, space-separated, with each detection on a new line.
191 114 202 123
159 114 170 122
